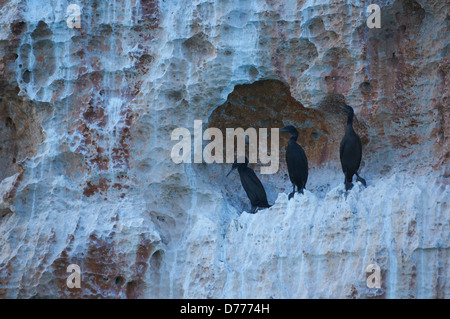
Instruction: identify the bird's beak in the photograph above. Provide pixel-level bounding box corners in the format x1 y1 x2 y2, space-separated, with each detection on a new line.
226 167 235 177
339 104 349 112
279 127 289 132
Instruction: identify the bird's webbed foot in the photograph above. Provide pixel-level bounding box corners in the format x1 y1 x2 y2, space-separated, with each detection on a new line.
356 175 367 187
345 181 354 191
250 205 258 214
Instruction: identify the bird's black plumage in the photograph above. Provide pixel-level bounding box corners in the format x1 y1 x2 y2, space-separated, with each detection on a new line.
339 105 366 190
280 125 308 200
226 157 271 214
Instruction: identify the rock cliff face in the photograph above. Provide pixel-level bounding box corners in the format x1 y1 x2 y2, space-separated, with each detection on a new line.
0 0 448 298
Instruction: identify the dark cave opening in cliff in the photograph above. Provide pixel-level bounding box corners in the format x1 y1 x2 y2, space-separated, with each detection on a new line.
191 79 369 212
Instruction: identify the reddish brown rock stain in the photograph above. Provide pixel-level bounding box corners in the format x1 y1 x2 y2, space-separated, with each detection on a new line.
50 234 124 298
48 230 158 298
139 0 160 42
112 183 130 190
356 0 447 171
83 177 111 198
126 236 156 298
71 48 140 196
111 109 134 169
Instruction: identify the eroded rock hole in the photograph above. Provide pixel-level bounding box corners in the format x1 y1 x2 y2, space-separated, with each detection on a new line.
193 80 368 211
115 276 124 286
22 70 31 83
150 250 162 272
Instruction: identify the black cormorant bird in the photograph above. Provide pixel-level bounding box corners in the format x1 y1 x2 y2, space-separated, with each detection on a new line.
226 157 271 214
339 104 366 191
280 125 308 200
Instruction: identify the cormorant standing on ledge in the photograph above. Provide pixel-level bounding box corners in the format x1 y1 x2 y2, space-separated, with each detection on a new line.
280 125 308 200
339 104 367 191
226 157 271 214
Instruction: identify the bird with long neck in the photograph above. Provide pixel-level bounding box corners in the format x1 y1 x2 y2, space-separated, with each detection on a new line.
339 105 366 191
280 125 308 199
226 157 271 214
345 106 355 132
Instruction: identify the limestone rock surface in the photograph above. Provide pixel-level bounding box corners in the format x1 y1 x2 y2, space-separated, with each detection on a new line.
0 0 448 298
